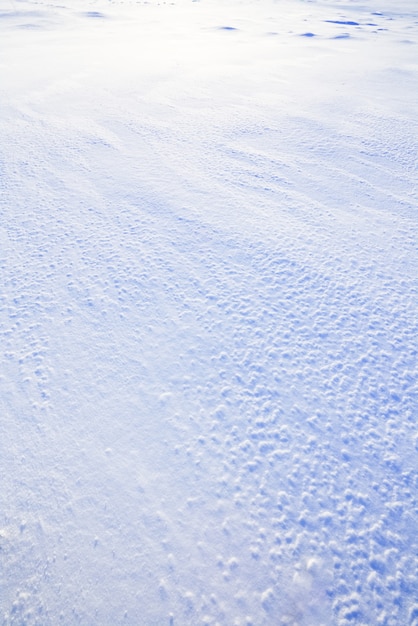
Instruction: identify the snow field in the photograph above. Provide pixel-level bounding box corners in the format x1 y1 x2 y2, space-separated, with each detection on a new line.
1 0 418 624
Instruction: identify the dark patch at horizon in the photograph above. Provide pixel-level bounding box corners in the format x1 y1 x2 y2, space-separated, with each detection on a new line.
84 11 106 19
0 10 46 19
333 33 351 39
218 26 238 31
325 20 359 26
18 23 42 29
301 32 316 37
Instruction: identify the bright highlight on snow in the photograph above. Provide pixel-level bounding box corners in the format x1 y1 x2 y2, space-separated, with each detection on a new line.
1 0 417 624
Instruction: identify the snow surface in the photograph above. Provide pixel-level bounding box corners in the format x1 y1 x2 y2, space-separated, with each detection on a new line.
1 0 417 624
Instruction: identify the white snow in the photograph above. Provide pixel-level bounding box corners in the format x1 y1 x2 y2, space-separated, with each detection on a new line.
1 0 417 624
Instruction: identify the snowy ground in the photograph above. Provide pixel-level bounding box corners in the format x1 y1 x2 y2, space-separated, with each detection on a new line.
1 0 417 624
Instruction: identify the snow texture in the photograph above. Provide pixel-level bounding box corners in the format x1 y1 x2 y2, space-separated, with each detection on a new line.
1 0 417 624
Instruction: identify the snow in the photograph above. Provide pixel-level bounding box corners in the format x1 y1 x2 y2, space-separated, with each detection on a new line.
1 0 417 624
